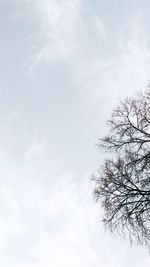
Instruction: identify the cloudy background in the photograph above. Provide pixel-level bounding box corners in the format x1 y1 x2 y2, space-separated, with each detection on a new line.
0 0 150 266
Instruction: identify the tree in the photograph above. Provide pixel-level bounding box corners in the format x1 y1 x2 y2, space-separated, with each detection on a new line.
93 88 150 246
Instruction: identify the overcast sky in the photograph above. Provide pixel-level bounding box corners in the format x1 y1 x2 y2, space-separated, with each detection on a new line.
0 0 150 266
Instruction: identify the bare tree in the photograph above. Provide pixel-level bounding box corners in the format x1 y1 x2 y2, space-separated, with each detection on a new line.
93 88 150 246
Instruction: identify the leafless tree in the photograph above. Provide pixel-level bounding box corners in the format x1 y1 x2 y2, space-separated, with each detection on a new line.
93 88 150 246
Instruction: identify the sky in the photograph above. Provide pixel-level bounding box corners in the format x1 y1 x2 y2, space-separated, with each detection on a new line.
0 0 150 266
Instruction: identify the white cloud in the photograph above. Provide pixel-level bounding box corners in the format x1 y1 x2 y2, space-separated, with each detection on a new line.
32 0 81 65
89 16 106 35
0 150 129 267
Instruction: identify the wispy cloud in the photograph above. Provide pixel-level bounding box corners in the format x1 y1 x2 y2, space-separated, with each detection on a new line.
31 0 81 65
89 16 107 36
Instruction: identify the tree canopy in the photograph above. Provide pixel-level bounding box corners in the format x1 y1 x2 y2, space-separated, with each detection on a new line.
94 88 150 246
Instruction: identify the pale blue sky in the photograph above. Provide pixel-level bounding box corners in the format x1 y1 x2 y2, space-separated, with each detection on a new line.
0 0 150 266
